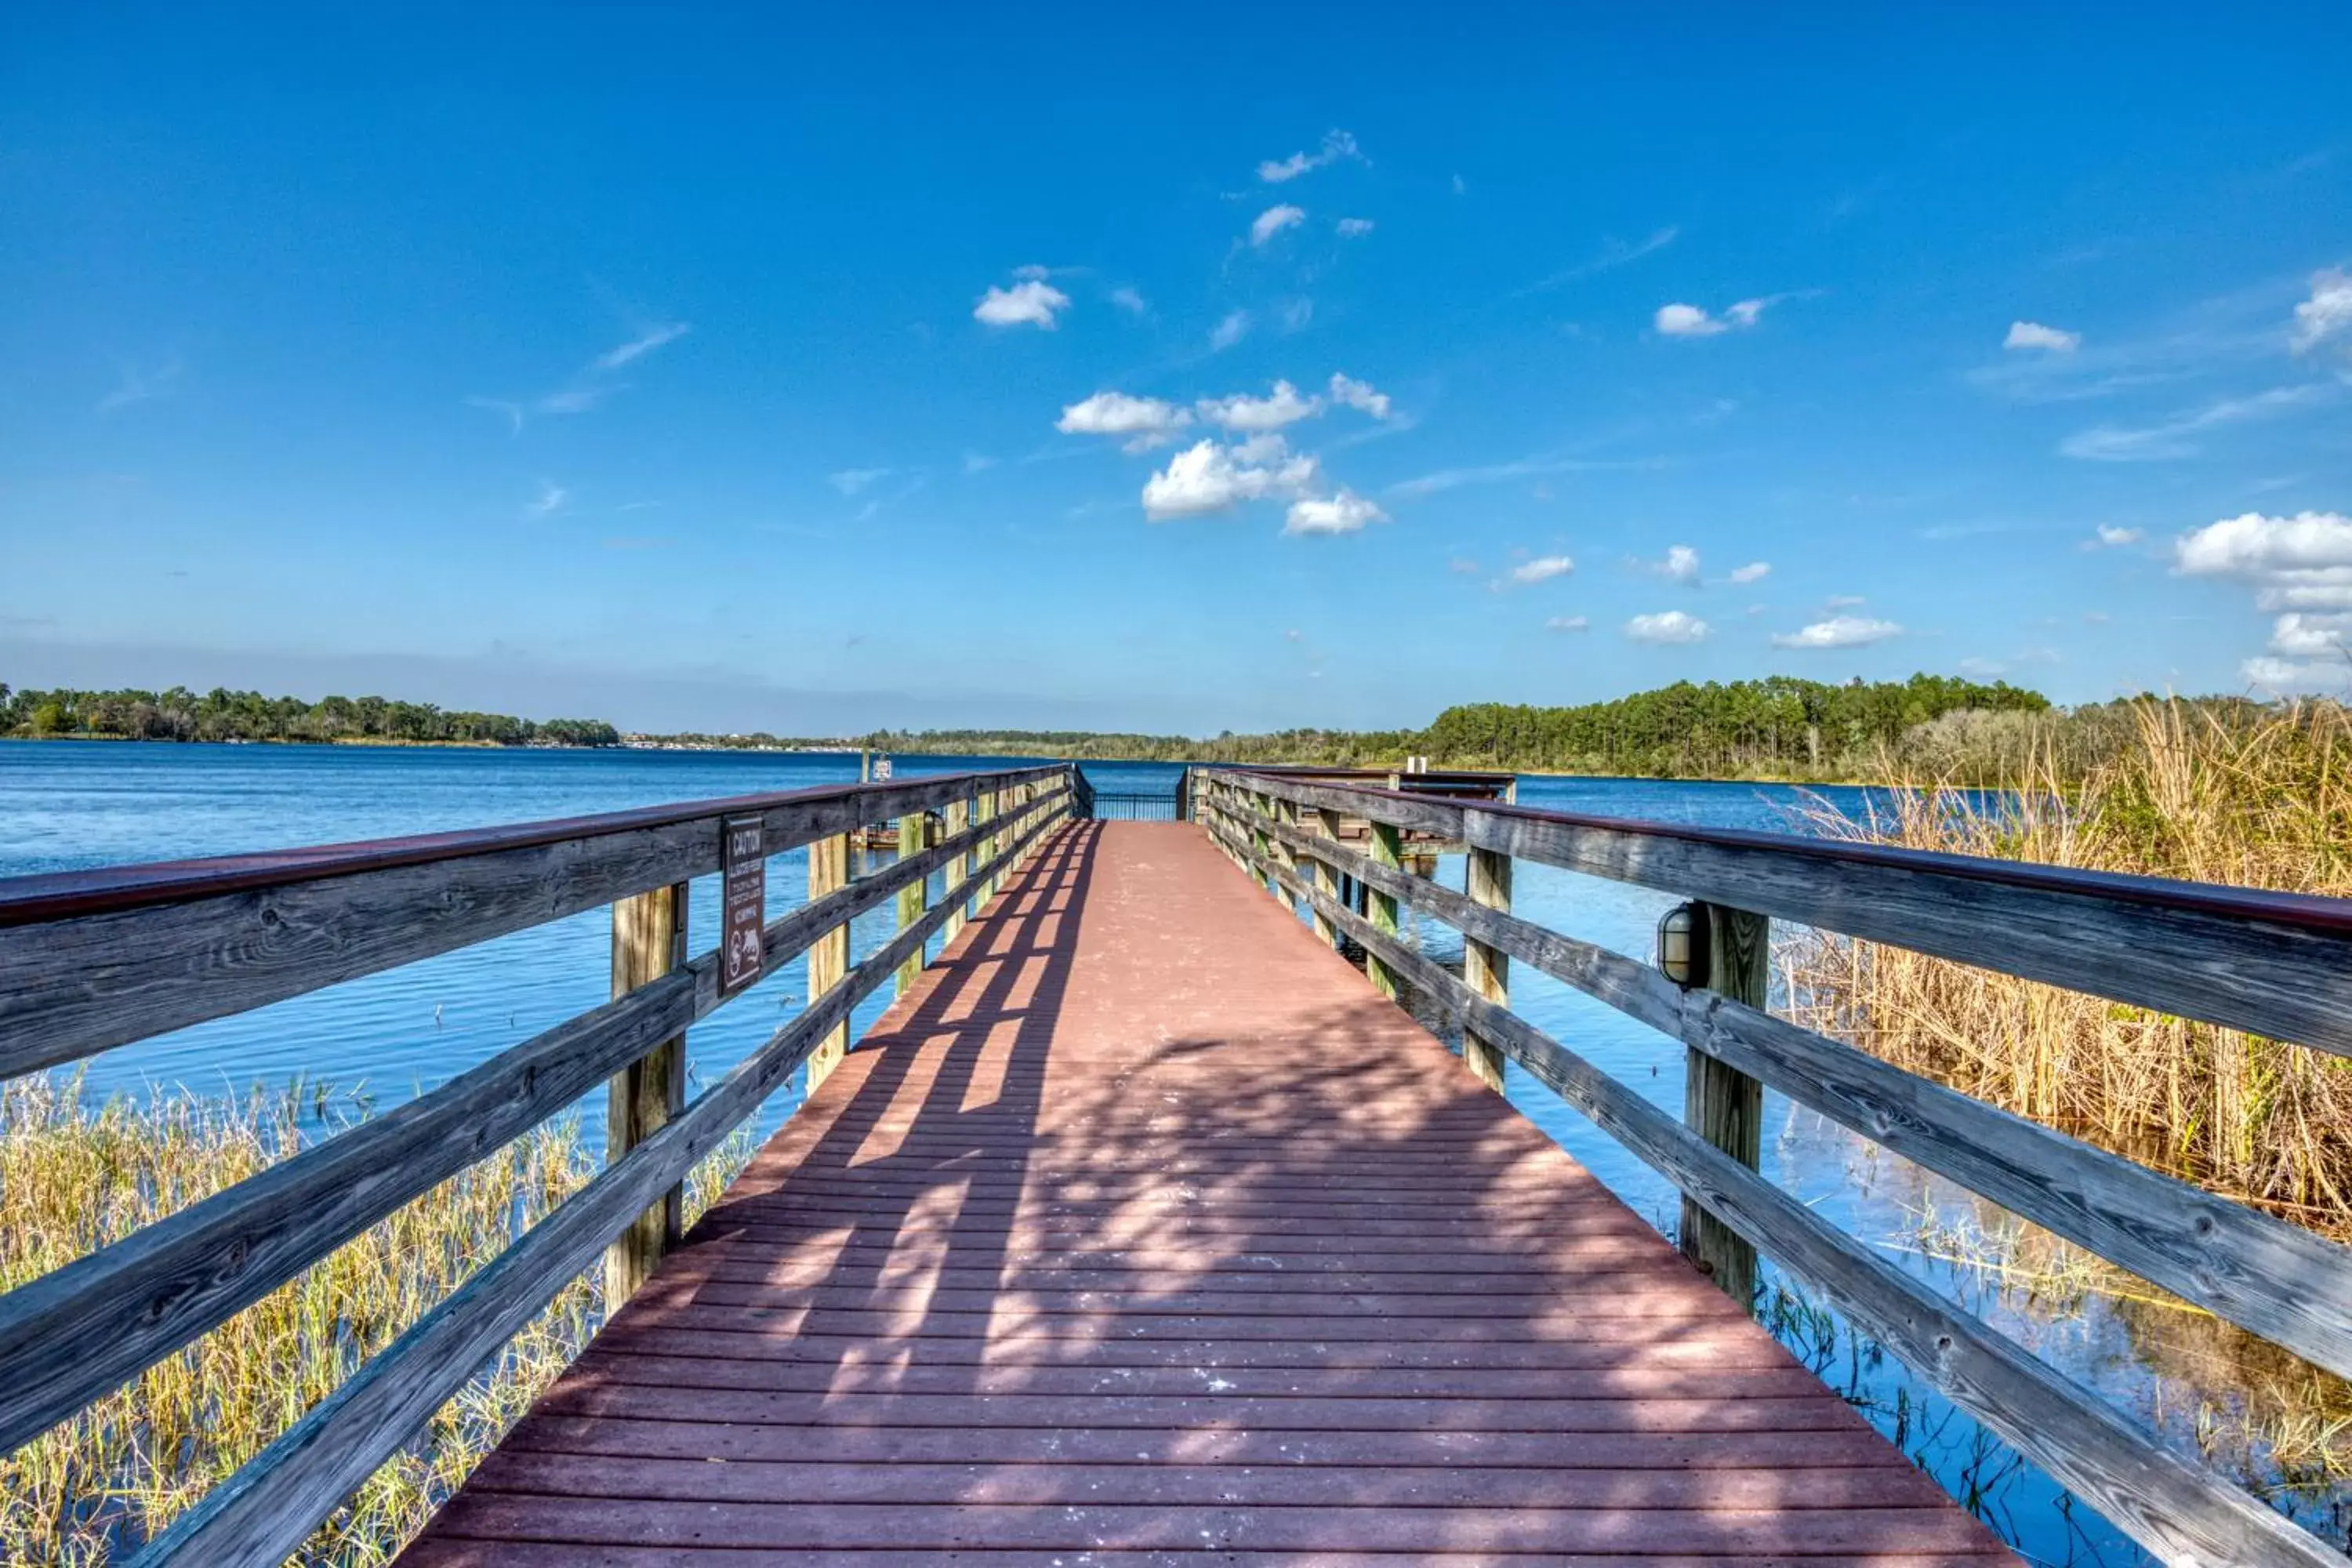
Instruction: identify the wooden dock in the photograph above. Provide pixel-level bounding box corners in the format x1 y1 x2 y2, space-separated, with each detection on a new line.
7 761 2349 1566
397 822 2008 1564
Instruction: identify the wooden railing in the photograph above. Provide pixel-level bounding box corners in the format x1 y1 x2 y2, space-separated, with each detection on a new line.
1195 766 2352 1568
0 763 1079 1566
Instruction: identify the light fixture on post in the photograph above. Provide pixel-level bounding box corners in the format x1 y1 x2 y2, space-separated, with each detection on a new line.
1655 901 1711 989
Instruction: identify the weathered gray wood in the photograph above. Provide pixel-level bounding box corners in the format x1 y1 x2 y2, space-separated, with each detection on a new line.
1204 816 2343 1568
895 811 931 998
1462 848 1510 1092
1365 816 1405 1004
1240 803 2352 1389
1682 904 1766 1302
0 801 1041 1460
127 804 1068 1568
0 768 1063 1078
941 797 971 947
804 826 852 1094
1308 807 1344 948
1229 771 2352 1060
606 882 688 1305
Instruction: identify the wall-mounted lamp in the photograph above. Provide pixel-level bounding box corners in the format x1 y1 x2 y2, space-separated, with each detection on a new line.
1656 902 1711 989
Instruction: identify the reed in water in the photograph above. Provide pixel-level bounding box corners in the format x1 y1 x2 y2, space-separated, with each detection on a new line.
0 1076 753 1566
1788 695 2352 1239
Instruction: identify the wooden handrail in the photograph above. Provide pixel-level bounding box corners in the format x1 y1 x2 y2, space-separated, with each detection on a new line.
129 802 1073 1567
1203 767 2352 1057
0 766 1063 1076
1199 771 2352 1568
0 800 1036 1454
0 764 1080 1568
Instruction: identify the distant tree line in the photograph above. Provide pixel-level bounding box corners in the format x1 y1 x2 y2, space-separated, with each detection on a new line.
1415 673 2051 778
860 676 2057 781
0 683 619 747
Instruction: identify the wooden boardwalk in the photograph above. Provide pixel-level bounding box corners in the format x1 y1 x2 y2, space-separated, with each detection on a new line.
400 820 2013 1566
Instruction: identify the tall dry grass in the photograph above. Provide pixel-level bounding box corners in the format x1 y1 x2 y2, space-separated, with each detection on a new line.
0 1075 754 1566
1788 695 2352 1236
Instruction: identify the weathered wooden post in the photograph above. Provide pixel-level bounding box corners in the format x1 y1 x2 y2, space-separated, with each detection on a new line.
805 829 851 1093
1680 902 1769 1303
1308 806 1344 947
942 796 971 946
1461 846 1511 1091
974 784 999 909
1366 816 1404 1004
895 810 931 998
607 880 687 1302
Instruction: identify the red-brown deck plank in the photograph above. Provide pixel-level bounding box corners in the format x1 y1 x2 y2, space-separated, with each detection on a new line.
398 820 2015 1564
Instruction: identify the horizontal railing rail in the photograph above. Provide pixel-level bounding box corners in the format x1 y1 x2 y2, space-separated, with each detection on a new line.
1197 768 2352 1568
0 764 1082 1567
0 768 1061 1076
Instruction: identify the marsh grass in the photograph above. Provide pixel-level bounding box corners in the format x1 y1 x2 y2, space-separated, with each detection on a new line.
1782 695 2352 1499
0 1074 756 1566
1788 695 2352 1237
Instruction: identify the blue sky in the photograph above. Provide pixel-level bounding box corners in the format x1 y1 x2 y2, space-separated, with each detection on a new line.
4 5 2350 735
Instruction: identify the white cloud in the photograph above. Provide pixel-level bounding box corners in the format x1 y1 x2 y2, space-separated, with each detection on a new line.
1250 205 1308 247
963 452 997 474
1327 372 1392 419
1109 287 1149 315
1545 615 1590 633
2175 510 2352 611
1058 391 1194 451
1141 437 1317 520
1657 296 1784 337
1635 544 1700 583
2091 524 2144 547
2060 385 2330 461
1210 310 1252 352
1198 379 1322 433
593 321 691 372
2005 321 2082 354
1336 217 1375 238
2175 510 2352 579
2268 611 2352 656
1510 555 1575 584
1655 303 1725 338
1258 130 1363 184
828 467 891 495
1285 488 1386 535
1448 557 1482 576
522 481 567 520
974 278 1072 329
2292 267 2352 355
2244 655 2351 693
1825 593 1867 609
1625 610 1711 644
1727 561 1772 584
1771 615 1904 649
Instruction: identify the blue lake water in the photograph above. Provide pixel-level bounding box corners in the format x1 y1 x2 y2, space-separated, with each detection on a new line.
2 740 2330 1566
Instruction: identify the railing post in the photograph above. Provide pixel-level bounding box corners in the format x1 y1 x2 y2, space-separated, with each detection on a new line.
1366 818 1404 1003
606 880 687 1304
1462 848 1511 1091
974 785 999 908
1680 902 1769 1302
895 810 932 998
1308 807 1343 948
805 829 851 1093
942 795 971 946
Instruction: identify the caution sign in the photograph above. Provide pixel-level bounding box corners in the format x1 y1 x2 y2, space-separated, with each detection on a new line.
720 815 766 996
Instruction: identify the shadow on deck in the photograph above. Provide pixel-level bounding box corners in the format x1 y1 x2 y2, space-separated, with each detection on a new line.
398 821 2014 1565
